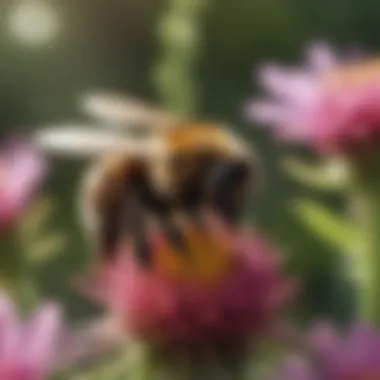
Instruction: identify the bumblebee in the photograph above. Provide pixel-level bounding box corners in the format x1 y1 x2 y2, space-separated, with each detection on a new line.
35 93 259 264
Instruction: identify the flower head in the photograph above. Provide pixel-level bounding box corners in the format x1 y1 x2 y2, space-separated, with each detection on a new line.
270 323 380 380
247 42 380 153
0 137 47 227
81 219 295 352
0 294 62 380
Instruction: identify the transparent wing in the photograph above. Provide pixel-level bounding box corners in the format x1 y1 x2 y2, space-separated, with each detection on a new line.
80 91 180 130
34 125 156 157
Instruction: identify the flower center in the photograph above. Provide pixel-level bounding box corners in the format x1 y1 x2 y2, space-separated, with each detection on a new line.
153 222 235 286
325 59 380 90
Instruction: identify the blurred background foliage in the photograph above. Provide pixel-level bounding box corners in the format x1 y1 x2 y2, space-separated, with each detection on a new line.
1 0 378 324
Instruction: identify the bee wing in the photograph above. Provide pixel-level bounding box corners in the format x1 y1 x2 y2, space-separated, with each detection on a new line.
34 125 157 158
80 92 180 131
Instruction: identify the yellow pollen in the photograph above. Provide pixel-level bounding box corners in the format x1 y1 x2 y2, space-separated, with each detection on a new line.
325 58 380 90
154 223 235 286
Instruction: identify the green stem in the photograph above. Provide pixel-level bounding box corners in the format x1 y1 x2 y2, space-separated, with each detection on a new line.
153 0 209 116
0 230 24 291
351 188 380 323
0 227 39 311
126 344 247 380
128 344 157 380
350 155 380 324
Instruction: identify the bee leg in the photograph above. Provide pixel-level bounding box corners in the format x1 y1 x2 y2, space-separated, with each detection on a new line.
98 219 121 262
97 198 125 262
161 217 189 255
97 190 152 266
124 192 152 267
185 209 205 230
207 162 250 226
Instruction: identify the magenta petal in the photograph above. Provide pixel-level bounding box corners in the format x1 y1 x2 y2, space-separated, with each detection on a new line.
337 324 380 371
19 303 62 379
306 41 338 73
0 295 64 380
270 323 380 380
309 322 341 357
0 138 47 226
281 356 315 380
258 64 295 96
5 140 47 205
258 65 318 105
248 41 380 152
247 101 290 124
0 295 21 366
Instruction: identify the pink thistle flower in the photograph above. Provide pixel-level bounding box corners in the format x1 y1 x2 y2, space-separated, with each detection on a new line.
80 219 295 352
247 42 380 153
0 294 62 380
0 137 47 228
269 323 380 380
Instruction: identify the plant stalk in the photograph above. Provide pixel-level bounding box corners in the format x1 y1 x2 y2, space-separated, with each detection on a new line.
350 155 380 324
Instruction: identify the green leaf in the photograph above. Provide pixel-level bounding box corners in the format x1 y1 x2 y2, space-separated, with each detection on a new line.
66 348 135 380
293 199 362 254
17 196 67 266
27 233 65 264
13 276 40 313
19 197 55 238
283 156 350 191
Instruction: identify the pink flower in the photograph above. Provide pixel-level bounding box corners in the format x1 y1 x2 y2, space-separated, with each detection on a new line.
0 294 62 380
269 323 380 380
247 42 380 153
81 220 295 352
0 137 46 227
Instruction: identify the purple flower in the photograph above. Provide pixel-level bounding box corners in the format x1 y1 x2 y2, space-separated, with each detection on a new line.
0 294 62 380
269 323 380 380
0 137 46 227
247 42 380 153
